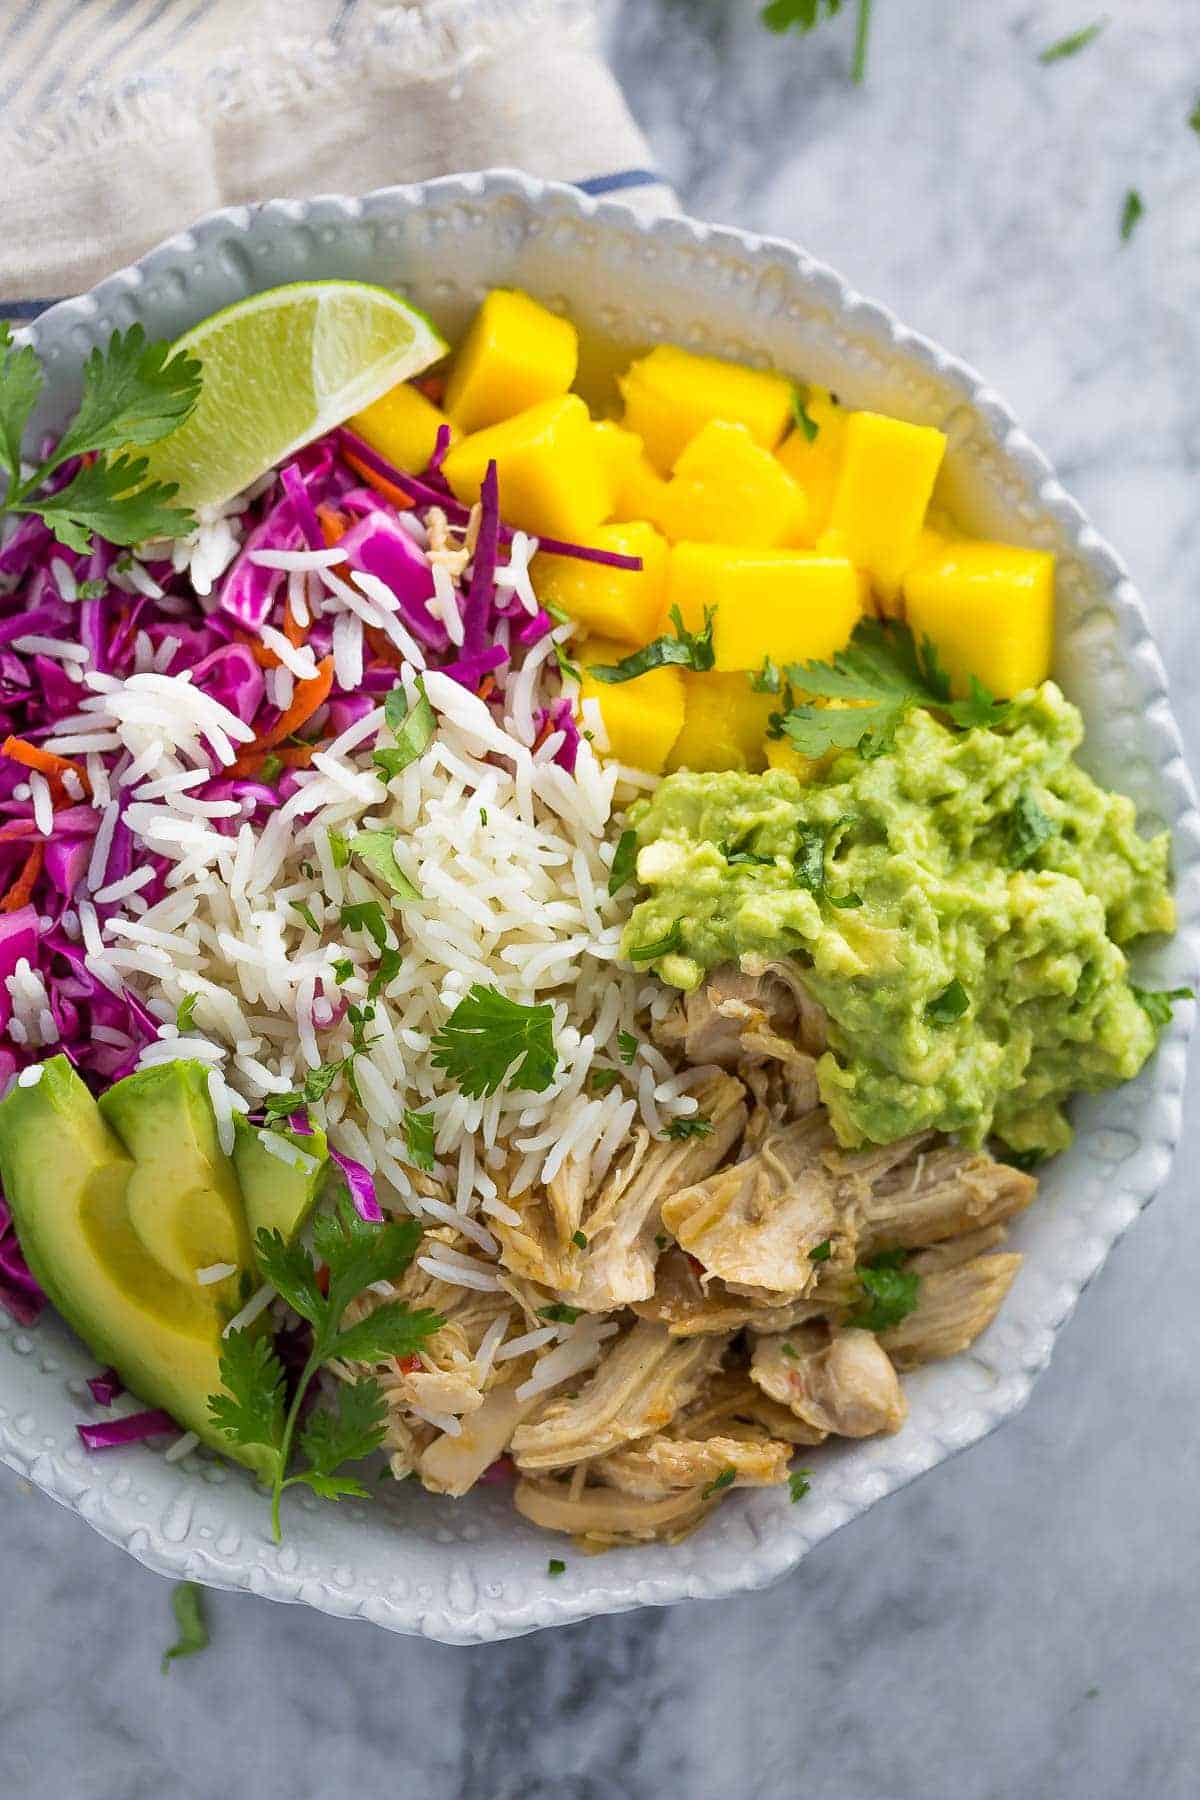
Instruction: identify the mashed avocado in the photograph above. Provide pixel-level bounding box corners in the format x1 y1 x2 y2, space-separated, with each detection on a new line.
622 683 1174 1153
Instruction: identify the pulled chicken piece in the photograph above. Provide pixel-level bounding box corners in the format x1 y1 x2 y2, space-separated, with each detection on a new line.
655 960 827 1068
513 1474 717 1548
751 1323 907 1438
838 1138 1036 1256
632 1246 855 1338
679 1368 828 1447
570 1073 748 1313
417 1385 538 1498
879 1249 1022 1369
510 1320 727 1471
661 1112 858 1302
593 1431 791 1500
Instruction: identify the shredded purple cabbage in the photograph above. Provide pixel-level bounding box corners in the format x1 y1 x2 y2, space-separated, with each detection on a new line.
0 1192 45 1326
329 1146 383 1223
86 1366 124 1406
77 1409 178 1450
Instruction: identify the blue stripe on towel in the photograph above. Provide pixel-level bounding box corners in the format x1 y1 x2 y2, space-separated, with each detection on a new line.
574 170 665 198
3 297 63 320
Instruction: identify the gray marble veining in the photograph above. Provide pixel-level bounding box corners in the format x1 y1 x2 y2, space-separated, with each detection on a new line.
3 3 1200 1795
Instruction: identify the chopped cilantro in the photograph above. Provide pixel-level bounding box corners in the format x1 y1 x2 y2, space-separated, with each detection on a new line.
1002 1145 1047 1172
548 1558 566 1577
627 920 683 964
654 1233 668 1251
781 1343 800 1360
375 677 436 779
788 1469 813 1503
430 984 558 1098
331 957 354 984
162 1581 209 1674
351 827 421 901
572 1230 588 1250
339 899 389 949
589 1068 621 1095
537 1303 583 1324
403 1110 436 1173
553 640 581 684
327 829 351 870
1038 19 1107 63
175 993 199 1032
479 807 488 827
1120 188 1145 243
792 819 861 909
809 1239 832 1263
1131 985 1194 1030
291 899 320 933
617 1030 638 1065
587 605 716 684
1005 787 1058 868
701 1466 736 1500
926 979 969 1025
76 577 107 601
849 1249 919 1332
791 385 819 442
750 655 783 694
664 1115 713 1141
608 828 638 896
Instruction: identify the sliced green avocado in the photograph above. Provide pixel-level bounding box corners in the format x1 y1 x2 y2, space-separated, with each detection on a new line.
0 1057 278 1484
98 1061 252 1308
233 1116 329 1256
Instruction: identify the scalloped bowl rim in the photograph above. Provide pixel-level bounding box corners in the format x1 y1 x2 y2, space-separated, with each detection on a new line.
0 171 1196 1644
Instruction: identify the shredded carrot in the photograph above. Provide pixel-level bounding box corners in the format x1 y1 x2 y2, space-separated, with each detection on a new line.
230 740 317 780
0 842 43 913
396 1353 423 1375
283 603 309 652
239 634 281 669
241 656 334 758
531 714 557 753
1 736 90 801
364 624 402 669
415 372 445 405
476 674 497 702
341 449 414 511
317 505 347 547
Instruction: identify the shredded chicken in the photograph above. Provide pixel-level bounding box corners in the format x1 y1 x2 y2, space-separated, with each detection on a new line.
418 1386 537 1497
632 1246 854 1337
841 1139 1036 1254
510 1320 726 1470
879 1250 1023 1368
661 1112 857 1301
594 1430 792 1500
514 1474 717 1548
751 1324 908 1438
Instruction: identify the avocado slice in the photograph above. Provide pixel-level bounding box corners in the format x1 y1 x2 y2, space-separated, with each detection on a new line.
0 1057 278 1484
98 1061 252 1308
233 1116 329 1255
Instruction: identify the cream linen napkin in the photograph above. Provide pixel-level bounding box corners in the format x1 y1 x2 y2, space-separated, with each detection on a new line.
0 0 669 309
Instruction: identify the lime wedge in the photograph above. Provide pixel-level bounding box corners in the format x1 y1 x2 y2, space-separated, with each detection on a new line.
140 281 446 511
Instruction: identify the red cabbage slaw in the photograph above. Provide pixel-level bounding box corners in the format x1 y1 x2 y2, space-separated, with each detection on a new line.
0 406 627 1322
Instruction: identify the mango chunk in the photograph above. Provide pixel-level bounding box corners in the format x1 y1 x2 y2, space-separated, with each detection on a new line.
350 381 455 476
532 522 668 646
775 388 847 544
442 396 610 541
903 540 1055 698
611 451 673 529
653 420 807 547
666 673 777 773
579 637 685 774
443 289 578 434
591 422 644 512
618 345 795 474
765 733 824 783
666 543 862 673
828 411 947 601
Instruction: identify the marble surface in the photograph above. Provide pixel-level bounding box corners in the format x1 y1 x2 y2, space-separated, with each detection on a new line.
4 3 1200 1795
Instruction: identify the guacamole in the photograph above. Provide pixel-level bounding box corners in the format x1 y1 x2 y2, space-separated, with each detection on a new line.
622 683 1174 1153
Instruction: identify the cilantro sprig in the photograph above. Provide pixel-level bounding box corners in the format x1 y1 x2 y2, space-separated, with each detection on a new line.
587 605 716 685
0 323 201 552
760 0 872 84
777 619 1008 761
430 983 558 1099
162 1581 209 1674
848 1249 920 1332
1131 985 1194 1030
209 1202 441 1540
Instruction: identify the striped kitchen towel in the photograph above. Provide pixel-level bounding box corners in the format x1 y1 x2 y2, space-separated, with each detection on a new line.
0 0 672 311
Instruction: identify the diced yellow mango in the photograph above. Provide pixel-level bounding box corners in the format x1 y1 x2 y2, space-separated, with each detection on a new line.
591 422 644 512
579 638 685 774
775 388 847 544
828 411 947 602
666 673 777 773
766 734 823 783
443 289 578 434
666 543 862 673
532 522 668 646
618 345 794 474
442 396 610 541
349 382 456 476
611 452 673 529
652 421 807 547
903 541 1055 698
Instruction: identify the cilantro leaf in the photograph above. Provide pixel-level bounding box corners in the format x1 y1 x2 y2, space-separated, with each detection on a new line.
701 1466 736 1500
926 979 969 1025
1005 787 1058 869
376 678 435 779
809 1240 832 1262
548 1558 566 1576
327 1301 443 1366
403 1109 436 1172
587 605 716 684
1120 188 1145 243
351 828 421 901
162 1581 209 1675
1001 1145 1047 1172
947 677 1011 731
339 899 390 949
793 819 861 909
312 1200 425 1324
1038 19 1107 63
590 1068 621 1095
788 1468 813 1503
791 385 819 443
627 920 684 964
750 656 784 694
22 452 192 553
253 1228 328 1326
367 941 403 999
0 324 43 482
849 1251 920 1332
55 325 202 463
608 828 638 896
1131 985 1194 1030
175 993 199 1032
537 1302 584 1324
430 983 558 1098
299 1377 388 1475
760 0 871 83
1190 96 1200 137
208 1329 287 1451
664 1115 713 1141
617 1030 638 1065
75 577 107 601
327 829 351 870
572 1230 589 1250
291 899 320 933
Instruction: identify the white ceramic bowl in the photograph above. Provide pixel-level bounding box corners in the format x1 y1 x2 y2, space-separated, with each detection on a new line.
2 171 1197 1644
